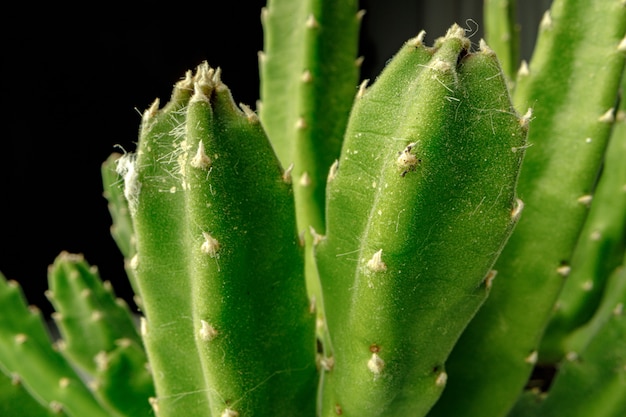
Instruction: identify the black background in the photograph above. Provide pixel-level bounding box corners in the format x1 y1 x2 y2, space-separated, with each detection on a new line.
1 0 545 317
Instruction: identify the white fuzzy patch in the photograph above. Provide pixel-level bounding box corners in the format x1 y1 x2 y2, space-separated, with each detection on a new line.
116 152 141 214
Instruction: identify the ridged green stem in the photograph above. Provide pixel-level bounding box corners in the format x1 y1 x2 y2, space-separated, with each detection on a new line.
539 81 626 363
0 272 111 417
316 25 527 417
508 256 626 417
121 76 204 415
430 1 626 416
483 0 520 81
102 153 139 305
260 0 361 319
0 369 68 417
46 252 143 376
123 63 317 417
46 252 153 416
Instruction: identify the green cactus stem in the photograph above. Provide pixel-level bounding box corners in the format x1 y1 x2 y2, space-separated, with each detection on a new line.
539 83 626 363
430 1 626 416
259 0 362 317
45 252 154 416
508 257 626 417
315 25 527 417
102 153 139 303
0 370 69 417
46 252 143 376
483 0 520 82
0 272 111 417
92 338 155 417
121 62 317 417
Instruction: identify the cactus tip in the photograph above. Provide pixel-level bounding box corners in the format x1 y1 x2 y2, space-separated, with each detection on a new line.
556 263 571 277
483 270 498 289
618 34 626 52
301 69 313 83
309 226 324 246
306 14 319 29
91 310 104 322
408 30 427 47
140 317 148 337
199 319 219 341
130 254 139 271
201 232 220 258
511 198 524 221
50 401 64 413
520 108 533 129
598 108 616 123
446 24 467 41
357 79 369 98
59 377 71 389
95 351 109 371
10 373 21 386
299 171 312 187
282 163 294 184
397 142 421 176
257 50 267 64
367 353 385 375
321 355 335 371
328 159 340 182
518 60 530 77
143 98 160 123
177 70 194 92
149 397 159 413
525 351 538 365
478 39 494 55
435 371 448 387
577 194 593 206
295 117 308 131
366 249 387 273
221 408 239 417
540 11 553 31
240 103 259 123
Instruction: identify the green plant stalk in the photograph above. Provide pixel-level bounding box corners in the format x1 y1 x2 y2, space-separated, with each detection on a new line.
508 257 626 417
45 252 154 416
101 153 139 305
539 83 626 363
92 338 155 417
0 370 68 417
430 1 626 416
259 0 362 315
46 252 143 376
118 74 204 415
483 0 520 81
122 63 317 417
0 273 111 417
315 25 527 417
184 65 317 417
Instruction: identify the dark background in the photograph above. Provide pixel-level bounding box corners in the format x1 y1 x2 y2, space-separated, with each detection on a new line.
1 0 547 317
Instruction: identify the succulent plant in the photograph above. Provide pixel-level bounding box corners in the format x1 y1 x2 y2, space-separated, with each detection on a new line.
1 0 625 416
